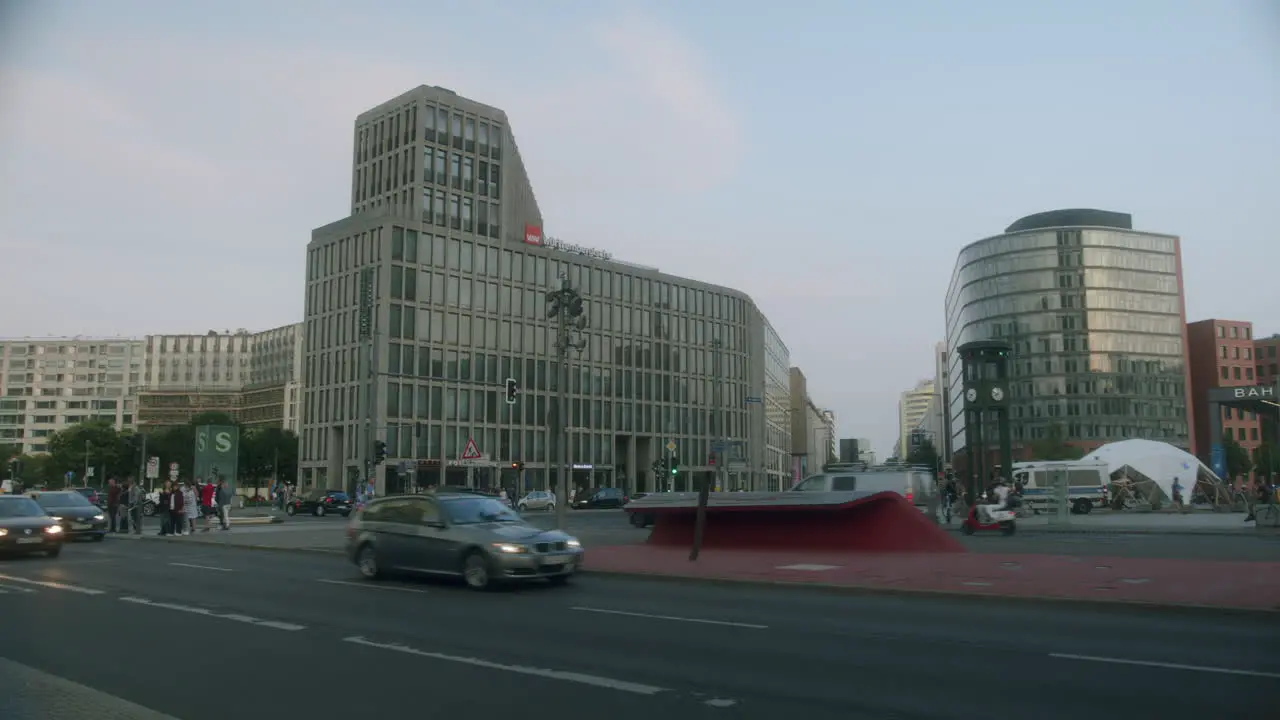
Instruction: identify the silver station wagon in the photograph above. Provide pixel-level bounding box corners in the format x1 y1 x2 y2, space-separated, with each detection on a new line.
346 492 584 590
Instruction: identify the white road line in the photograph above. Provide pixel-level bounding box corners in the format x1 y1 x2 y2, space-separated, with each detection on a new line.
0 573 104 595
118 597 306 631
316 579 427 594
343 636 668 695
168 562 234 572
570 606 768 630
1049 653 1280 679
0 584 36 594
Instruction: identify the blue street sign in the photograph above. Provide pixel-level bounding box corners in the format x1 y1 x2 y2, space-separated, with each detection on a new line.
744 397 762 404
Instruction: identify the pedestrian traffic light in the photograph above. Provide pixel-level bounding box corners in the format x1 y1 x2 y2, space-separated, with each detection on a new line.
669 456 679 476
373 441 387 464
505 377 519 404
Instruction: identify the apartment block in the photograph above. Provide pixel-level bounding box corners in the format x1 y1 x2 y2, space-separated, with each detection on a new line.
1187 319 1262 481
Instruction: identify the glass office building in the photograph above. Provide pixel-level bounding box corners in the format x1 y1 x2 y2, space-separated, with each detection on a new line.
299 85 789 495
943 209 1193 459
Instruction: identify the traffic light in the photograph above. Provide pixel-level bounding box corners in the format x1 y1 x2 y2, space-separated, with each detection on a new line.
510 461 524 471
505 377 519 405
373 441 388 464
6 456 20 480
669 456 679 476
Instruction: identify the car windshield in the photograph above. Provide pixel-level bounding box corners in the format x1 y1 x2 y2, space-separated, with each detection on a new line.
33 492 94 509
0 497 46 518
443 497 521 525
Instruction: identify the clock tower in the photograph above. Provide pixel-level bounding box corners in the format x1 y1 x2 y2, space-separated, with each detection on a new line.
957 340 1014 505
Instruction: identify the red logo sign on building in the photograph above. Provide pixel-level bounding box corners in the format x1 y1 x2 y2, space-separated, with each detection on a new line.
523 225 543 246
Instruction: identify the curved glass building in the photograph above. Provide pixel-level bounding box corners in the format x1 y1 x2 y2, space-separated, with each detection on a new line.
944 209 1193 459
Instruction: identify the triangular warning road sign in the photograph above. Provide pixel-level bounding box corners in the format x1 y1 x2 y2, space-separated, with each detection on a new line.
461 438 482 460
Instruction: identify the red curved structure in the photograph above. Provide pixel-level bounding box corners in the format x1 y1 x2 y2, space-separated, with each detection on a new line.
633 492 964 553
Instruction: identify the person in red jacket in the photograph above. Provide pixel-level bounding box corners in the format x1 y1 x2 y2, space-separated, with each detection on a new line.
168 481 186 536
199 478 217 532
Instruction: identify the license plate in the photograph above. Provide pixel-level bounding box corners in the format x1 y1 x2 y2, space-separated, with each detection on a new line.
72 523 91 530
542 563 563 572
17 537 42 544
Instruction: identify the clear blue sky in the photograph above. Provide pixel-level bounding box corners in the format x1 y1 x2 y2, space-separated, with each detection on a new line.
1 0 1276 456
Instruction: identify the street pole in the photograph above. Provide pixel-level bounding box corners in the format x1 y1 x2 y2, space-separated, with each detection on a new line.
546 274 586 531
691 338 722 561
83 439 91 487
359 267 376 496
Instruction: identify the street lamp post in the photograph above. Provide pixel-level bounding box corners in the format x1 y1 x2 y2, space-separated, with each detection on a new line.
545 274 587 531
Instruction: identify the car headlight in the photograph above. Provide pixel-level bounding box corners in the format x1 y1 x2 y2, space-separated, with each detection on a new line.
0 528 7 537
492 543 528 554
44 525 63 535
566 538 582 548
50 516 63 522
93 514 106 521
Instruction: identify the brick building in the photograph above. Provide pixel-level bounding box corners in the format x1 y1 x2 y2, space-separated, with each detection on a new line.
1187 319 1262 485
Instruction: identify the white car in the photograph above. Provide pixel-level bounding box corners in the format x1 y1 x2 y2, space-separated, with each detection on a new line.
518 490 556 512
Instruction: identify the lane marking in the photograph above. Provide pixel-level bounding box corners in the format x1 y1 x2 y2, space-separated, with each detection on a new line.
0 584 36 594
169 562 234 572
1049 653 1280 679
570 606 768 630
343 636 668 695
776 563 841 571
118 596 306 631
316 579 427 594
0 573 105 595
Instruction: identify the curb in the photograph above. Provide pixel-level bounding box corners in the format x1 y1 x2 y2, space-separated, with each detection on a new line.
129 534 343 556
946 527 1266 537
581 568 1280 618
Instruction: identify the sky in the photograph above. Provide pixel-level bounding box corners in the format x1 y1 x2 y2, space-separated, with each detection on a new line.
0 0 1277 457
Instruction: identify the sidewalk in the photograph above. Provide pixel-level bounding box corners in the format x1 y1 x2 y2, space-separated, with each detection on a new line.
584 545 1280 612
951 509 1260 535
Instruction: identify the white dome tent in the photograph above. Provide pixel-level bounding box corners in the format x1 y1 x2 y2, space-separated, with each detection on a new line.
1081 439 1223 503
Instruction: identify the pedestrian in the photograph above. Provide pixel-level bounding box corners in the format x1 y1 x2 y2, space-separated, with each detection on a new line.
157 480 173 536
127 477 144 535
106 478 121 533
1171 476 1186 513
199 477 217 531
182 481 199 534
168 480 186 536
215 478 232 530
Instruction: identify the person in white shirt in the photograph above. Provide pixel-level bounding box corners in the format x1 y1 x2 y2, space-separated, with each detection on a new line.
979 480 1011 523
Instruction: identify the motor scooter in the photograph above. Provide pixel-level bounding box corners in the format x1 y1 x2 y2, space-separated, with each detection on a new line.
961 504 1017 536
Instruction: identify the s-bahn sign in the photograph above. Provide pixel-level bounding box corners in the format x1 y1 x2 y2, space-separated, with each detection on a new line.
1207 384 1277 403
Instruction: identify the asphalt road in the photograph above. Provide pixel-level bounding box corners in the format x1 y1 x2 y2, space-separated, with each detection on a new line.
0 537 1275 719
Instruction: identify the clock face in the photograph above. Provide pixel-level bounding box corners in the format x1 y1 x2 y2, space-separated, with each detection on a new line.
965 388 977 402
991 387 1005 402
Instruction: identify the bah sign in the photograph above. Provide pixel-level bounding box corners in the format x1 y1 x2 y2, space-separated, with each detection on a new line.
193 425 239 492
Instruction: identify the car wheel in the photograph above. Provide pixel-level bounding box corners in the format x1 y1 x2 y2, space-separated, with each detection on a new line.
45 546 61 558
92 533 105 542
356 544 382 579
462 551 493 591
286 505 296 516
143 502 157 517
548 575 570 586
315 505 326 517
517 503 527 512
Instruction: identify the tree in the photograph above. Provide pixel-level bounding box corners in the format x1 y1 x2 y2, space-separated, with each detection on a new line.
239 427 298 491
1221 434 1253 482
46 420 134 486
13 453 56 487
1254 442 1278 480
1028 424 1085 461
1222 434 1252 481
907 437 940 469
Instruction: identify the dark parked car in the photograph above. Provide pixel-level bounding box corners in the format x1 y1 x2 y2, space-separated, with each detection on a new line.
347 493 584 590
30 491 109 541
0 495 65 557
287 489 352 517
572 487 628 509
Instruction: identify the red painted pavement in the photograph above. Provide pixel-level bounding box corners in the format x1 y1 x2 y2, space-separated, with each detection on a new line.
585 545 1280 610
641 491 964 553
